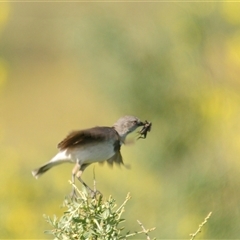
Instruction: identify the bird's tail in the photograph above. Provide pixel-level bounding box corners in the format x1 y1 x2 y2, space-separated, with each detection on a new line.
32 162 56 179
32 151 71 179
32 150 71 179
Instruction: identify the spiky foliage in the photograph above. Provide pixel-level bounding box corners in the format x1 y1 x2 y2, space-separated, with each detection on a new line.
44 183 156 240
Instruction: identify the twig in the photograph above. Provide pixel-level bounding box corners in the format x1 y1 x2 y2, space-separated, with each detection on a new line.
68 180 87 200
93 166 96 193
189 212 212 240
116 192 131 214
137 220 152 240
126 220 155 239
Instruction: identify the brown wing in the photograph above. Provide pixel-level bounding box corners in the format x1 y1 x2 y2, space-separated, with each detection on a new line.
105 139 124 166
106 151 124 166
58 126 119 150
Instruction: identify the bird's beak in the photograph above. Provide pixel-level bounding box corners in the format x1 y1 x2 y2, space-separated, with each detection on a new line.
138 121 145 126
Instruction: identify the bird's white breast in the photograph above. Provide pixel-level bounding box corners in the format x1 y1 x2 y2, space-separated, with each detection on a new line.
68 141 115 165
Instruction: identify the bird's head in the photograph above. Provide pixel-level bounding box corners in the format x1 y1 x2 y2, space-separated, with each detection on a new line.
113 115 144 142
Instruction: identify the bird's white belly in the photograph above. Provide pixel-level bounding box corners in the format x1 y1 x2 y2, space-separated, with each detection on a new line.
69 141 115 164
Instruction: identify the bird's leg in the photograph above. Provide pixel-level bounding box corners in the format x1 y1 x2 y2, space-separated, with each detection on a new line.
76 164 102 198
76 168 95 194
92 166 102 197
70 163 79 198
71 163 101 198
71 163 93 198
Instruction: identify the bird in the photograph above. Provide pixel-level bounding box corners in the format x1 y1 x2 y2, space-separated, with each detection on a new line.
32 115 145 197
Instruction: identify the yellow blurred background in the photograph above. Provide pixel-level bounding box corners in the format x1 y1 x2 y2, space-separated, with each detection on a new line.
1 2 240 239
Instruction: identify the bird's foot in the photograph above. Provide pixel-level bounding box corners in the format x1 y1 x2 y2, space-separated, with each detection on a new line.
69 186 102 200
70 188 78 200
89 189 102 198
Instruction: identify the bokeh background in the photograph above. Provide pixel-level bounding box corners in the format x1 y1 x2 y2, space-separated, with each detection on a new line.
1 2 240 239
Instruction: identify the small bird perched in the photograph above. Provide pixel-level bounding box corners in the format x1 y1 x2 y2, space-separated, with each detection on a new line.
32 116 149 196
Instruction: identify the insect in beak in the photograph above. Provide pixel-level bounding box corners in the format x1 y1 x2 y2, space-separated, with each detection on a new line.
137 120 152 139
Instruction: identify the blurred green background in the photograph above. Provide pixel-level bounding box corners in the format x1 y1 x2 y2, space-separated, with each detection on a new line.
1 2 240 239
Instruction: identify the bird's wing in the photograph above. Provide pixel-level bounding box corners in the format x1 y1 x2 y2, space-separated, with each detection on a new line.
106 151 124 166
58 126 119 150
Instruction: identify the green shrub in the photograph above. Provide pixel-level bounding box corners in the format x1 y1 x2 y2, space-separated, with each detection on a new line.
44 183 156 240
